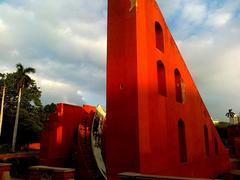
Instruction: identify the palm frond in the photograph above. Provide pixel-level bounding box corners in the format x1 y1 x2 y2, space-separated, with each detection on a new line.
226 109 235 118
24 67 36 74
14 64 36 90
23 75 33 88
16 63 24 72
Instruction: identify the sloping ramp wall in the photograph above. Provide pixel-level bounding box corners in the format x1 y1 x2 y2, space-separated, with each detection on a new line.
105 0 230 179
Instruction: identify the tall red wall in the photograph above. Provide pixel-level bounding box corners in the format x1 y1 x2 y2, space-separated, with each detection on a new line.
105 0 230 179
105 0 140 176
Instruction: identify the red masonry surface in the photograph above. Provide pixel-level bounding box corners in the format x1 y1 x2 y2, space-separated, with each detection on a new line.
0 163 11 179
40 103 96 167
105 0 230 179
29 166 75 180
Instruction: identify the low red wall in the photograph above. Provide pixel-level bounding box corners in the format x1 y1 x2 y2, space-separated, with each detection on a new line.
40 103 96 167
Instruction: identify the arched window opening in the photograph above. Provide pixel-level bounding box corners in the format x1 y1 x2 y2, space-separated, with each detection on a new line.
157 60 166 96
204 125 210 157
214 138 219 155
174 69 184 103
155 22 164 52
178 119 187 163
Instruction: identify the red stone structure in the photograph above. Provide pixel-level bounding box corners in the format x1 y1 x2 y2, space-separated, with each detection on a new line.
105 0 230 179
0 163 11 180
39 103 105 179
40 103 95 167
227 125 240 158
29 166 75 180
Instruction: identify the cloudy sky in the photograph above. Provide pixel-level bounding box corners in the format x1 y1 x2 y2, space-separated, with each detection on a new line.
0 0 239 121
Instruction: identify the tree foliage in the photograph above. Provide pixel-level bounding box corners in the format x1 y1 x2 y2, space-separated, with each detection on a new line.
0 64 54 150
43 103 56 121
12 64 37 152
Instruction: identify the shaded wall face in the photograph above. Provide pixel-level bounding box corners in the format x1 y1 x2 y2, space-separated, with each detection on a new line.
105 0 140 176
106 0 230 179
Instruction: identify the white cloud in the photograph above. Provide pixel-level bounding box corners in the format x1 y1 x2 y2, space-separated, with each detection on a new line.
206 12 232 27
77 90 83 96
178 19 240 120
0 18 7 32
182 1 207 24
10 49 20 57
0 0 107 107
32 75 86 105
40 79 67 88
157 0 182 17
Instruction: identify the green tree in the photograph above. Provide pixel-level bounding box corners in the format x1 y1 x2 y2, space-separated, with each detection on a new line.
12 63 36 152
0 64 55 152
0 72 44 149
43 103 56 121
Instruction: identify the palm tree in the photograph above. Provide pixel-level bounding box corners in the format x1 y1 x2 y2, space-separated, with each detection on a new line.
11 63 35 152
226 109 235 124
0 73 6 136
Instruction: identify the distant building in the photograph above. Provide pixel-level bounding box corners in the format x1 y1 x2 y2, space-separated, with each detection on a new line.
229 115 240 125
